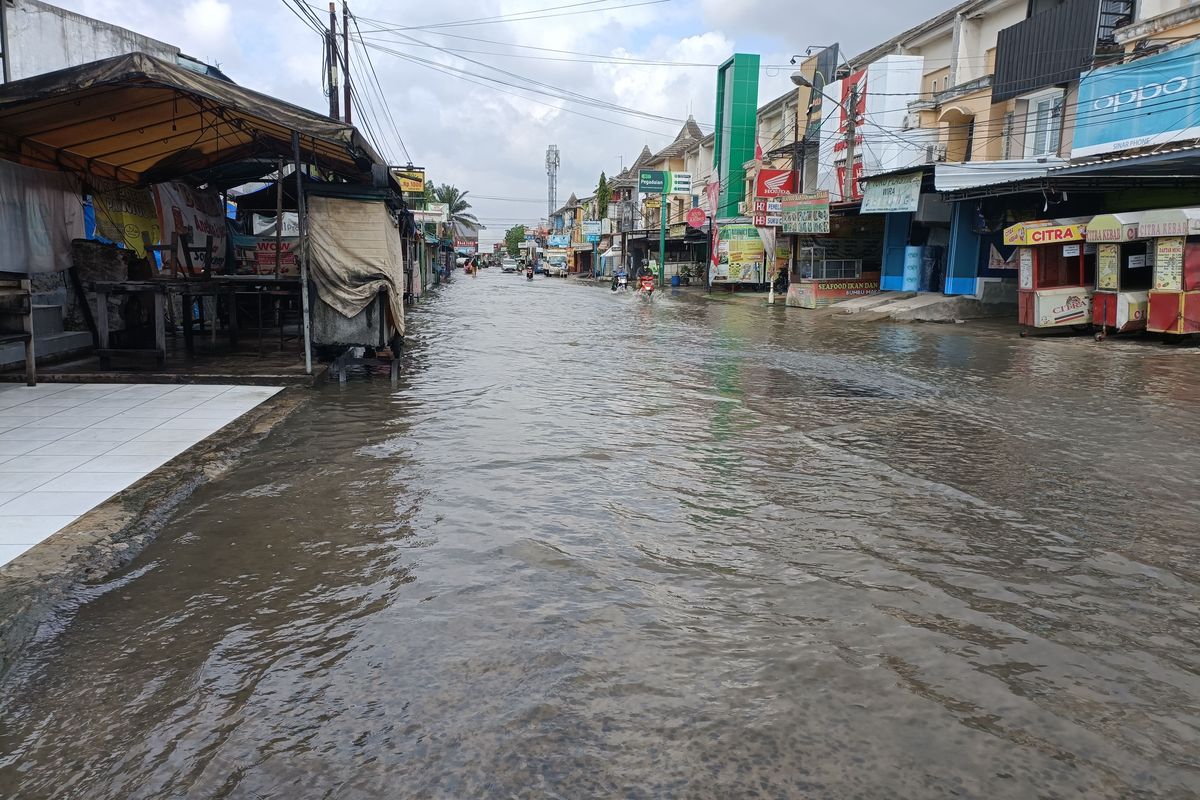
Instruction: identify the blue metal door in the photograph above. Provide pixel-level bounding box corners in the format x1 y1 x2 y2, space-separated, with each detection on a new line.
881 212 912 291
945 202 980 295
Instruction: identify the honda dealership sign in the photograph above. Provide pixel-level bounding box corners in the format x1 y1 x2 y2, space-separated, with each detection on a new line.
755 168 796 197
1072 40 1200 158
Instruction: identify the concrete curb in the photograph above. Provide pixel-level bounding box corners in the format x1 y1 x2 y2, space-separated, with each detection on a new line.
0 389 308 679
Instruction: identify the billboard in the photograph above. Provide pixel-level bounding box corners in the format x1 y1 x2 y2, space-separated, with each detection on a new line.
548 234 571 247
1072 40 1200 158
714 224 765 283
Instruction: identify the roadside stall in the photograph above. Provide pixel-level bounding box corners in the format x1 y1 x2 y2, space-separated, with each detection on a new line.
1086 212 1151 339
1006 218 1093 333
1141 208 1200 336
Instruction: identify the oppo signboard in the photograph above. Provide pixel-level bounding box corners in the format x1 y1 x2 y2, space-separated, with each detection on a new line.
1072 40 1200 158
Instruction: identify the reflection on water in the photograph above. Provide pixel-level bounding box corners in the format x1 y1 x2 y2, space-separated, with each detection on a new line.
2 273 1200 798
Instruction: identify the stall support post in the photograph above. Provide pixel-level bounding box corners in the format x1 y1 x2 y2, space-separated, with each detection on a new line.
658 190 667 287
292 131 313 375
273 158 284 279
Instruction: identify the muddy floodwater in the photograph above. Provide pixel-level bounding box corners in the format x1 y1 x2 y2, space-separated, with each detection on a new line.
3 271 1200 798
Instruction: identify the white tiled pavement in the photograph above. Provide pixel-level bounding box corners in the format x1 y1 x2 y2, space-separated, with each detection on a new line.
0 382 282 567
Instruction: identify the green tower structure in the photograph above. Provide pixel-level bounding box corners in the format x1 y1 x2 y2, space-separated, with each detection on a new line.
713 53 760 220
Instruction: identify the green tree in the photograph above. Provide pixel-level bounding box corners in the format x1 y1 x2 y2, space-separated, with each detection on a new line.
432 183 480 233
504 224 526 257
596 172 611 218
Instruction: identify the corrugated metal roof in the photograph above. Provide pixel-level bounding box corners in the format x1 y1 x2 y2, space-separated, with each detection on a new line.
934 157 1068 191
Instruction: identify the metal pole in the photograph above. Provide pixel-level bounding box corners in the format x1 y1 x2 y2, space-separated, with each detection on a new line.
658 190 667 287
292 131 313 375
0 0 10 84
342 1 352 124
592 240 597 280
273 158 284 280
327 2 340 121
843 82 858 202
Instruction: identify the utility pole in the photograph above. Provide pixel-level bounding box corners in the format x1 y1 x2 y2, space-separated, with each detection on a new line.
342 2 352 124
842 79 859 202
0 0 10 83
658 189 666 288
327 2 340 121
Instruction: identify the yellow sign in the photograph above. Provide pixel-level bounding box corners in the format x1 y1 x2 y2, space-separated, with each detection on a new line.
644 197 661 209
92 185 159 257
391 168 425 194
1003 220 1086 247
1097 244 1120 290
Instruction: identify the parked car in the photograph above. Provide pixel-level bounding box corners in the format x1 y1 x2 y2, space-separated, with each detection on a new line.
545 258 568 277
501 257 518 272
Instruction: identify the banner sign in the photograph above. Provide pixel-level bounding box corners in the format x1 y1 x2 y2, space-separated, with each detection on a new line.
231 233 299 275
638 170 692 194
715 224 765 283
755 168 796 197
860 170 923 213
582 220 601 236
1072 39 1200 158
780 191 830 234
153 182 228 273
548 234 571 247
392 168 426 193
92 184 159 256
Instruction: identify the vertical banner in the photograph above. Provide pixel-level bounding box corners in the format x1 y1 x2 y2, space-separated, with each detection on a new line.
756 226 776 282
706 180 721 272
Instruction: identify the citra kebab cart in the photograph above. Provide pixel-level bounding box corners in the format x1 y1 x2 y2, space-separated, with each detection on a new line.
1006 218 1094 335
1141 207 1200 338
1086 212 1151 341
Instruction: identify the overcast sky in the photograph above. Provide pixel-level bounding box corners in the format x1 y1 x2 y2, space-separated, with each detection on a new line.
55 0 954 244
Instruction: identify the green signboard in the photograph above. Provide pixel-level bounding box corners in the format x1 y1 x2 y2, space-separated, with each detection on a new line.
638 171 691 194
713 53 761 219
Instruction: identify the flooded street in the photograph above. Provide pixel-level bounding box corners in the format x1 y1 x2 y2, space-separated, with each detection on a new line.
3 271 1200 798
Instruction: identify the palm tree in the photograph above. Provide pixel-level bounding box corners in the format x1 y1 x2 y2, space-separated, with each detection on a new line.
432 183 480 239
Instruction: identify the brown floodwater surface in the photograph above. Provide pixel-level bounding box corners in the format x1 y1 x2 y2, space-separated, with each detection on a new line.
2 271 1200 798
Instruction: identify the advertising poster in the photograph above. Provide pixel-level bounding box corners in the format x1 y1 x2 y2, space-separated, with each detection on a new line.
1097 244 1120 290
1155 236 1184 291
1019 248 1034 289
92 184 159 256
718 224 765 283
153 182 228 273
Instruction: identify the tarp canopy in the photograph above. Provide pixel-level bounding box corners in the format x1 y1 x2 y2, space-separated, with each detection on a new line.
0 52 382 187
307 195 404 338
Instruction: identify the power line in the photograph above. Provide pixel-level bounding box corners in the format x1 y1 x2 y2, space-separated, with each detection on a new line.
349 8 412 163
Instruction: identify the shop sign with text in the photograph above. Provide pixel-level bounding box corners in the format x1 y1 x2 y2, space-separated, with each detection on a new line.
780 192 830 234
638 170 692 194
860 170 922 213
1003 221 1087 246
392 168 426 193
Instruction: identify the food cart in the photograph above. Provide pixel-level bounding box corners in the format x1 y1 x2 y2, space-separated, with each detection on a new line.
1006 218 1093 333
1086 212 1151 340
1141 207 1200 336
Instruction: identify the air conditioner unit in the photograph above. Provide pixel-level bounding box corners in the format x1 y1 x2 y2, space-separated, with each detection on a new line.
737 200 750 215
926 144 948 163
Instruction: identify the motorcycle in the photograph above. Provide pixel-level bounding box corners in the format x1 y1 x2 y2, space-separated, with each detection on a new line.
636 274 655 300
526 268 534 281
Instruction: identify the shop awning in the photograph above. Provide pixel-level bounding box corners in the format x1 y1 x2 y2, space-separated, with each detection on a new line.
935 158 1067 192
1139 207 1200 238
0 52 382 186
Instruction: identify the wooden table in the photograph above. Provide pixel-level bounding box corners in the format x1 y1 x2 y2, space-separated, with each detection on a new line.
213 275 302 357
93 280 238 365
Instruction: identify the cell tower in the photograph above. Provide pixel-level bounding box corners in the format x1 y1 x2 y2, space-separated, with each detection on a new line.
546 145 560 219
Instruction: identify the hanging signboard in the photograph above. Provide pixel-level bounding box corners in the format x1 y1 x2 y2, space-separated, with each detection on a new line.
780 191 830 234
860 170 923 214
153 182 228 273
548 234 571 247
686 207 706 229
392 168 425 194
582 220 601 236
